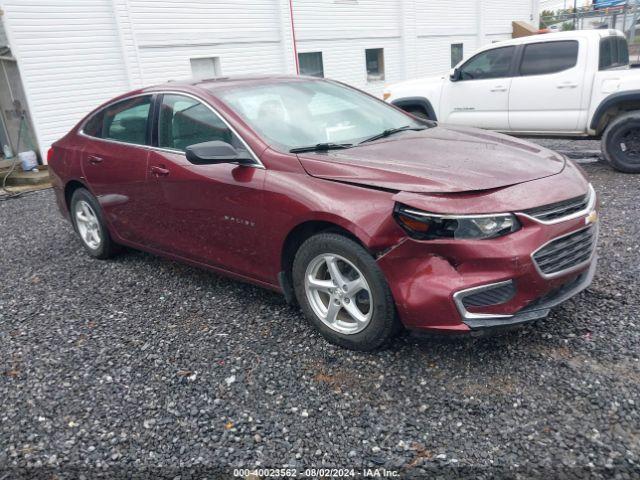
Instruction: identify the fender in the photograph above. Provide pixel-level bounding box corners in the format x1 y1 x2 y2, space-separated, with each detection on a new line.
590 89 640 132
391 97 438 121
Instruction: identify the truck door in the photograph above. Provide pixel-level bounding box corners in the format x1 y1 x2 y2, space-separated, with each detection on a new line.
509 39 585 132
439 46 515 130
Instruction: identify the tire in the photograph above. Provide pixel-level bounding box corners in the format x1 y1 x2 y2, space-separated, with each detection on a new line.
292 233 399 351
601 111 640 173
69 188 119 259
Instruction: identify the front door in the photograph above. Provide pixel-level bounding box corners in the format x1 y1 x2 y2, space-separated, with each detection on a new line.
440 46 516 130
145 93 266 279
81 95 153 244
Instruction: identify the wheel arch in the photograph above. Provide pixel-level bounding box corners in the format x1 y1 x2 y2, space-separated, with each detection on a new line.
64 179 89 212
391 97 438 121
278 218 370 305
591 90 640 135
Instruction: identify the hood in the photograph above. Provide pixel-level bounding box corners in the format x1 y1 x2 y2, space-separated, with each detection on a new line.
386 74 445 93
297 125 566 194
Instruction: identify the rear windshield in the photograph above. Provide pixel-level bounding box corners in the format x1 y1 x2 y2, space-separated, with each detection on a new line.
599 36 629 70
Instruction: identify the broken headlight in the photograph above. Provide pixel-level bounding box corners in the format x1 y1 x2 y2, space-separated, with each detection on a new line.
393 204 520 240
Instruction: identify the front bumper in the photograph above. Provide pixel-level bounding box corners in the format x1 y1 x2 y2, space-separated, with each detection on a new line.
377 212 598 333
463 256 596 332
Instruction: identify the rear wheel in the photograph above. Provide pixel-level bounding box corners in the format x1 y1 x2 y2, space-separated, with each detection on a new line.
70 188 119 259
292 233 399 351
602 111 640 173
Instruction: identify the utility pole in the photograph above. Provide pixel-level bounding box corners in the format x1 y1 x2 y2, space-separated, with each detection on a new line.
573 0 577 29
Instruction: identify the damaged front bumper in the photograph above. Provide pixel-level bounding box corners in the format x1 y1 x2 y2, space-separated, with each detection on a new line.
376 214 598 334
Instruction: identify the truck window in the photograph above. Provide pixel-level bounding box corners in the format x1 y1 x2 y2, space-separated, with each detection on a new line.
458 46 515 81
519 41 579 76
599 36 629 70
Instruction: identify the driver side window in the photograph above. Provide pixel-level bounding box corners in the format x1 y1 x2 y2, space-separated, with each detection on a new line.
458 46 515 81
158 94 243 152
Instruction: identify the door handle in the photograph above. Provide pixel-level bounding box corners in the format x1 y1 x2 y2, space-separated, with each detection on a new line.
150 165 170 177
490 85 508 92
88 155 103 164
557 82 578 89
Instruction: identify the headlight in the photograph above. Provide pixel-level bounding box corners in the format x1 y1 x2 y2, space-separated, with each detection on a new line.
393 204 520 240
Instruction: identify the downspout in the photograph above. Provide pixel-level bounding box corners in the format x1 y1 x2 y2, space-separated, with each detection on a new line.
476 0 484 46
288 0 300 74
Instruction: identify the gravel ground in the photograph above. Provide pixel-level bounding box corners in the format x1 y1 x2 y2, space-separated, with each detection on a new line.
1 155 639 478
534 138 602 161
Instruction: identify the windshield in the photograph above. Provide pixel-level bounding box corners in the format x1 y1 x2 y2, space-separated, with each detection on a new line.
216 79 422 151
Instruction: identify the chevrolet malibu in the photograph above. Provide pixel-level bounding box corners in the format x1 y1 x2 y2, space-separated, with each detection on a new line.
48 76 598 351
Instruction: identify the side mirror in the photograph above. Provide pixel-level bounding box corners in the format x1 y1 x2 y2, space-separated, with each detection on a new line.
185 141 254 166
449 68 461 82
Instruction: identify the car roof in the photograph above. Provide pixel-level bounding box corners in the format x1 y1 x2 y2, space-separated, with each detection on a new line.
476 29 625 52
146 74 322 94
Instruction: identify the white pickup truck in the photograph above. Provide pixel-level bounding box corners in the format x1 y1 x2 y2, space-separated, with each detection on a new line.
383 29 640 173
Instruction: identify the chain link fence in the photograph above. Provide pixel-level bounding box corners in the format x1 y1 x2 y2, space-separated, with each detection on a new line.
540 2 640 63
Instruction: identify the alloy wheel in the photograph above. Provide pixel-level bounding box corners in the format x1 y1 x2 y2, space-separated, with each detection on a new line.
74 200 102 250
304 253 373 335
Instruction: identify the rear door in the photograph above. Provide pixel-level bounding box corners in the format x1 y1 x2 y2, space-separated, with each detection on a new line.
509 40 586 132
81 95 153 244
439 46 516 130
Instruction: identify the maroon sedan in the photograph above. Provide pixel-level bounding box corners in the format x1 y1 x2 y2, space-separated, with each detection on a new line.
48 76 598 350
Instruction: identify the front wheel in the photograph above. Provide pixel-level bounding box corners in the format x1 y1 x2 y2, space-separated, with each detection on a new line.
292 233 399 351
602 112 640 173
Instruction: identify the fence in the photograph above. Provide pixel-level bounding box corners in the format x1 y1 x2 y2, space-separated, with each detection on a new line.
540 1 640 63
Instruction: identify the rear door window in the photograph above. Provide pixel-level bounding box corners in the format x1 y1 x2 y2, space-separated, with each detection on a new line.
84 95 152 146
519 41 579 76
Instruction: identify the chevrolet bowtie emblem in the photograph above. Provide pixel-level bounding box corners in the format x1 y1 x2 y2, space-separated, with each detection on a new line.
585 210 598 225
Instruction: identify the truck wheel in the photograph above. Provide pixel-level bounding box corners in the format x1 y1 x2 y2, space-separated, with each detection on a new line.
602 111 640 173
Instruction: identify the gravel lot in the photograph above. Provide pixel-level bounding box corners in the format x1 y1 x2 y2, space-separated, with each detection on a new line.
1 150 639 478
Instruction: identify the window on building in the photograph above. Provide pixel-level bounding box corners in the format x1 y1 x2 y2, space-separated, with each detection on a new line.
599 36 629 70
190 57 222 81
84 95 152 145
458 46 515 81
365 48 385 82
158 94 243 152
298 52 324 77
519 41 579 76
451 44 463 68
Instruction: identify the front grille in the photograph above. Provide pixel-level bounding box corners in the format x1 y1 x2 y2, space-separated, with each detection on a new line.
462 281 516 308
533 227 596 276
523 193 589 222
522 272 586 311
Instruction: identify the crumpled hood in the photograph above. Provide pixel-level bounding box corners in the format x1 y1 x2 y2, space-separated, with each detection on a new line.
297 125 566 193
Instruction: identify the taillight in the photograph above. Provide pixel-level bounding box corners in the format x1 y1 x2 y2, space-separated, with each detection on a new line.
47 148 54 163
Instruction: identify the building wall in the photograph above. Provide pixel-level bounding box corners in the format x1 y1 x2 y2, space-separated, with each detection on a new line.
1 0 538 158
0 16 7 47
2 0 130 156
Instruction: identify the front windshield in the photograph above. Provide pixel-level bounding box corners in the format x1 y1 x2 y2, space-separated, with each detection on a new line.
216 79 422 151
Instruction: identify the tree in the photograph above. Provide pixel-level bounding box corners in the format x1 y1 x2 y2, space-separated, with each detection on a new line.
539 9 557 29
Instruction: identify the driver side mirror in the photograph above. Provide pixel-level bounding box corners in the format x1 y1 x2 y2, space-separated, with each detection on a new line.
185 141 254 166
449 68 461 82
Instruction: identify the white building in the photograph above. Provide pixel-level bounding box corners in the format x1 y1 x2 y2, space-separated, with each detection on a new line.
0 0 539 159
